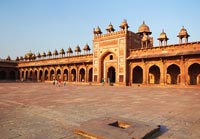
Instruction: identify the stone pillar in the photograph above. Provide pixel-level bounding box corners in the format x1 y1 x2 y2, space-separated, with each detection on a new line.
41 70 45 81
76 66 78 82
60 68 64 81
37 70 40 81
161 61 166 85
19 69 22 80
143 61 147 84
179 38 182 44
185 37 188 43
85 66 88 82
129 63 132 86
47 69 51 81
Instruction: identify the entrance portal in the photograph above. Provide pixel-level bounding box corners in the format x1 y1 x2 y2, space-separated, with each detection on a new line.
108 67 115 83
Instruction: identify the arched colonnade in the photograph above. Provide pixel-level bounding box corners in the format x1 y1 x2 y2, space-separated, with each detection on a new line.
131 61 200 85
19 65 93 82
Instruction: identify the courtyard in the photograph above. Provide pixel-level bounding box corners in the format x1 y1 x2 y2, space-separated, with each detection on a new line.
0 82 200 139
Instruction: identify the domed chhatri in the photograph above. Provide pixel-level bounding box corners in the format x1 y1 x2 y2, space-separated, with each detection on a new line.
177 26 190 43
158 29 169 40
106 22 115 33
119 19 129 30
53 49 58 56
47 50 52 57
25 50 34 60
6 55 11 61
36 52 41 58
59 48 65 56
177 26 190 37
137 21 152 35
67 47 73 54
83 43 91 51
158 29 169 46
93 26 102 35
75 45 81 53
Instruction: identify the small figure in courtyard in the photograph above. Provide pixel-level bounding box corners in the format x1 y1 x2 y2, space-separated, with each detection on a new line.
101 78 104 86
64 80 66 86
58 79 61 87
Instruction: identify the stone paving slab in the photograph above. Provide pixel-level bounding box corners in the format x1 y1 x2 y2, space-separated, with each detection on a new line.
0 82 200 139
74 117 160 139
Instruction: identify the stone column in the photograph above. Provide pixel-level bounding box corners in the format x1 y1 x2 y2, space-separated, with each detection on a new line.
47 69 51 81
60 67 64 81
42 70 45 81
143 61 147 85
19 69 22 80
76 66 79 82
179 38 182 44
85 66 88 82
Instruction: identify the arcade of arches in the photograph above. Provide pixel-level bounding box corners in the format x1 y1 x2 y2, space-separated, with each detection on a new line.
18 65 93 83
131 62 200 85
0 68 18 80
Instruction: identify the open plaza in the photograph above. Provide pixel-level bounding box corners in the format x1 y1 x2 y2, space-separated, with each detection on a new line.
0 82 199 139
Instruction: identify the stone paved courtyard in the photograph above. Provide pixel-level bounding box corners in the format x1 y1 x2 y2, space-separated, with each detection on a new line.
0 82 200 139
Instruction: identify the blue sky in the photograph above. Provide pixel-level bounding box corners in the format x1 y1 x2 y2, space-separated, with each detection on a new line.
0 0 199 59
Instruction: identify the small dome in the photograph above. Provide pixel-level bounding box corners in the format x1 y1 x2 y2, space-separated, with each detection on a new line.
83 43 91 51
94 26 102 35
25 50 33 59
47 50 52 56
106 22 115 32
53 49 58 55
20 56 24 60
75 45 81 52
177 26 190 38
36 52 41 58
119 19 129 29
59 48 65 55
6 55 11 61
16 56 20 61
67 47 73 53
41 52 46 57
137 21 151 35
158 29 169 40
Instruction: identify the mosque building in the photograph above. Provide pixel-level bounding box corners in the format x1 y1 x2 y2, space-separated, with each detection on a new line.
1 20 200 86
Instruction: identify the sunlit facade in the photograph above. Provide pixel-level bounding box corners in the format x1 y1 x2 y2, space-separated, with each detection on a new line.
1 20 200 86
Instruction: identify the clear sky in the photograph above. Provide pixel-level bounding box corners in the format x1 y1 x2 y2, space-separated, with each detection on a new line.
0 0 199 59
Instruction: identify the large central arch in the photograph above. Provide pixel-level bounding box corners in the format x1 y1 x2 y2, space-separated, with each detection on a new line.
100 51 117 83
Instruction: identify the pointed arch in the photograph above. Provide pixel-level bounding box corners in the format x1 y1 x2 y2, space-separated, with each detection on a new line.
149 65 160 84
79 68 85 82
132 66 143 83
167 64 180 84
71 69 76 82
188 63 200 85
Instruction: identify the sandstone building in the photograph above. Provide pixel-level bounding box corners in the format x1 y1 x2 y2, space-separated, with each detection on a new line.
1 20 200 86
